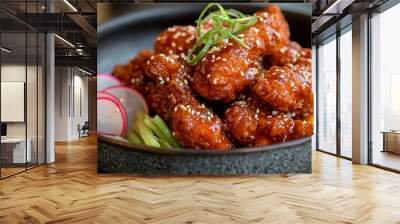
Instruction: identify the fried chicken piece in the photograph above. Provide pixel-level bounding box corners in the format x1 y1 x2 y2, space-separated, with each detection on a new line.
223 100 259 145
192 6 290 103
294 91 314 118
154 26 196 56
264 5 290 42
111 50 173 122
223 96 313 147
173 103 232 150
153 26 198 86
252 64 312 112
145 54 232 150
223 97 291 146
112 50 153 93
143 81 172 123
291 119 313 139
265 41 311 68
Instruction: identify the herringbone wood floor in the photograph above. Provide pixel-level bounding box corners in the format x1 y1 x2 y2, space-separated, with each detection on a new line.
0 136 400 224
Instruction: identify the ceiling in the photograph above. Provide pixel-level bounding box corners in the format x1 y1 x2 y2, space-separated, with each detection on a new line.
0 0 97 72
310 0 393 43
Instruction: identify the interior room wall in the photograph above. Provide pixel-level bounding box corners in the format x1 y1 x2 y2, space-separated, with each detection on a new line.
1 64 40 139
54 67 89 141
55 66 70 141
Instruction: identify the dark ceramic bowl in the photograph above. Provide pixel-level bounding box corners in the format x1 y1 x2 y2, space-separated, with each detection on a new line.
97 3 312 175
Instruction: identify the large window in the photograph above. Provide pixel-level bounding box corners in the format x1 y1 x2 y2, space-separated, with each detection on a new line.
371 3 400 171
339 27 352 158
317 36 337 154
0 2 46 179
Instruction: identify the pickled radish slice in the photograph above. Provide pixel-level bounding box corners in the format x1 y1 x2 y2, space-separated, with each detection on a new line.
97 92 127 137
97 73 121 91
103 85 148 131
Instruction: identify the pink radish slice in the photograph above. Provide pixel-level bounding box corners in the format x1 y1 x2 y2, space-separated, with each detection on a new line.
97 73 121 91
97 92 127 137
103 85 148 131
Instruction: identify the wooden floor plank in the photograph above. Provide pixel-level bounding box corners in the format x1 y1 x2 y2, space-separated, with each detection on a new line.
0 136 400 223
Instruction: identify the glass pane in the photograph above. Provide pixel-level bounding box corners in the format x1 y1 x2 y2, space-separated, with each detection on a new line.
27 31 38 169
1 30 27 177
340 29 352 158
371 4 400 171
317 37 337 154
38 33 45 165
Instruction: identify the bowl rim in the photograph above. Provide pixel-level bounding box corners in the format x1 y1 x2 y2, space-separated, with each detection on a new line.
98 134 311 155
98 3 310 37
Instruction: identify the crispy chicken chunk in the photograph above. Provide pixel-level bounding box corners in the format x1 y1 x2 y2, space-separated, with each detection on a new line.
265 41 311 68
154 26 196 56
145 54 232 150
143 81 171 123
223 97 313 147
264 5 290 42
111 50 175 123
154 25 197 83
192 6 290 103
223 100 259 145
252 64 312 112
112 50 153 93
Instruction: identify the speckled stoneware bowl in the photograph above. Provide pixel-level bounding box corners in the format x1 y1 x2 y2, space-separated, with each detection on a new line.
97 3 312 175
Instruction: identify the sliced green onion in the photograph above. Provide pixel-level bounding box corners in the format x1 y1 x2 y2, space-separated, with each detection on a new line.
144 118 166 140
126 111 180 149
153 115 180 148
187 3 258 65
158 138 173 148
134 119 160 148
126 131 143 144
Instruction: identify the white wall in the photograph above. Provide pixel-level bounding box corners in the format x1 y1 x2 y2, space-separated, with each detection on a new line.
54 67 89 141
1 65 40 138
1 64 46 163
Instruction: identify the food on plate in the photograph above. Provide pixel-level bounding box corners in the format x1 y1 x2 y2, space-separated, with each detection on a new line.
144 54 232 150
97 91 127 137
252 63 312 112
112 50 153 93
126 111 180 148
155 25 196 56
223 95 313 146
107 3 313 150
102 86 148 131
191 4 289 102
264 41 312 68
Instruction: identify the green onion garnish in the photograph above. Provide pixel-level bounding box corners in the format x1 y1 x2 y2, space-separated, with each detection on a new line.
186 3 258 65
